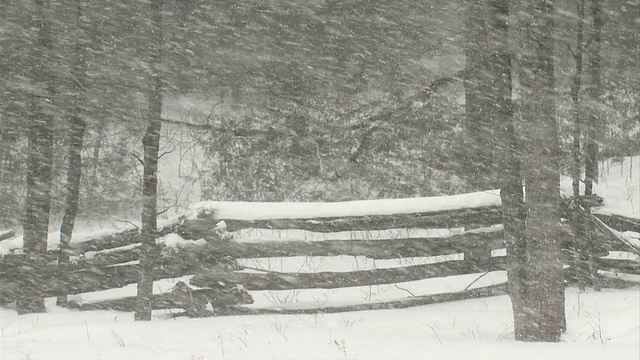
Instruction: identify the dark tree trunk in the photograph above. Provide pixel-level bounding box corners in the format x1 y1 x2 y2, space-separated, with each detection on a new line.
57 0 88 306
584 0 603 196
484 0 529 338
464 0 494 189
567 0 594 292
0 1 23 229
570 0 585 199
517 0 565 341
135 0 163 322
18 0 55 315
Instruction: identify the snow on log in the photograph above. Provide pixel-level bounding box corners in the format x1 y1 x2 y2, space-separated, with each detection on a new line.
183 206 503 233
188 190 502 221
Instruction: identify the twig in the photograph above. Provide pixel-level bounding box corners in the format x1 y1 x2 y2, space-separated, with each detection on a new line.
111 218 140 230
84 321 91 341
463 271 490 291
425 323 442 345
394 284 416 297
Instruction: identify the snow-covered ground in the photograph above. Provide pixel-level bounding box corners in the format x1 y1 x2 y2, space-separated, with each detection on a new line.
1 156 638 359
1 287 638 360
560 155 639 219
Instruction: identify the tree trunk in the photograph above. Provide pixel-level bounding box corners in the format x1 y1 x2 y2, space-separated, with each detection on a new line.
135 0 163 321
570 0 585 199
18 0 55 314
516 0 565 341
57 0 88 306
464 0 494 189
579 0 604 291
584 0 603 195
567 0 593 292
0 1 23 230
484 0 530 338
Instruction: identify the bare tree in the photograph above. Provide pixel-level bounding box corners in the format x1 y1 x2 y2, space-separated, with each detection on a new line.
584 0 603 195
57 0 88 306
18 0 55 314
135 0 164 321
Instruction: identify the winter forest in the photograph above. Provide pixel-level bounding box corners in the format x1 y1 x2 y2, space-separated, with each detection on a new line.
0 0 639 359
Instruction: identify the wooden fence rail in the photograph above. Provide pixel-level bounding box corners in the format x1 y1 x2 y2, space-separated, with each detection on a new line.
1 194 638 315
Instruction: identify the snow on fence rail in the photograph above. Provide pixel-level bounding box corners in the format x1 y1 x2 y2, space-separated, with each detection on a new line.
0 191 638 315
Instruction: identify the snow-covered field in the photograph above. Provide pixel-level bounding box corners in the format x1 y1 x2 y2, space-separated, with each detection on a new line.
1 156 638 359
1 287 638 360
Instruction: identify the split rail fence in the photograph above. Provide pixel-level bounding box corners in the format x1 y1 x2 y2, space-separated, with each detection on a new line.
1 191 638 315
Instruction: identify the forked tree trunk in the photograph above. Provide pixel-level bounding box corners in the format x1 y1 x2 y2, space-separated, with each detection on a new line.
18 0 55 315
58 0 88 306
517 0 565 341
135 0 163 321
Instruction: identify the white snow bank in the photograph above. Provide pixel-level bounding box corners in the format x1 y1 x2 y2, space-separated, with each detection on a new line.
189 189 502 221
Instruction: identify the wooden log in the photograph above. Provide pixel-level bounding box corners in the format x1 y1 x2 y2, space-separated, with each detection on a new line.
596 274 640 288
73 280 507 314
208 283 509 316
191 231 505 260
0 229 16 241
70 286 254 313
69 223 181 253
593 213 640 233
69 229 141 253
191 257 507 291
76 245 145 268
182 206 504 233
2 231 505 296
70 230 504 267
61 261 203 295
595 258 640 275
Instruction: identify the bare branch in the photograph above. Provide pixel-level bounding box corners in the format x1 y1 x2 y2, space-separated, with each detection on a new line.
158 148 175 160
566 44 577 60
